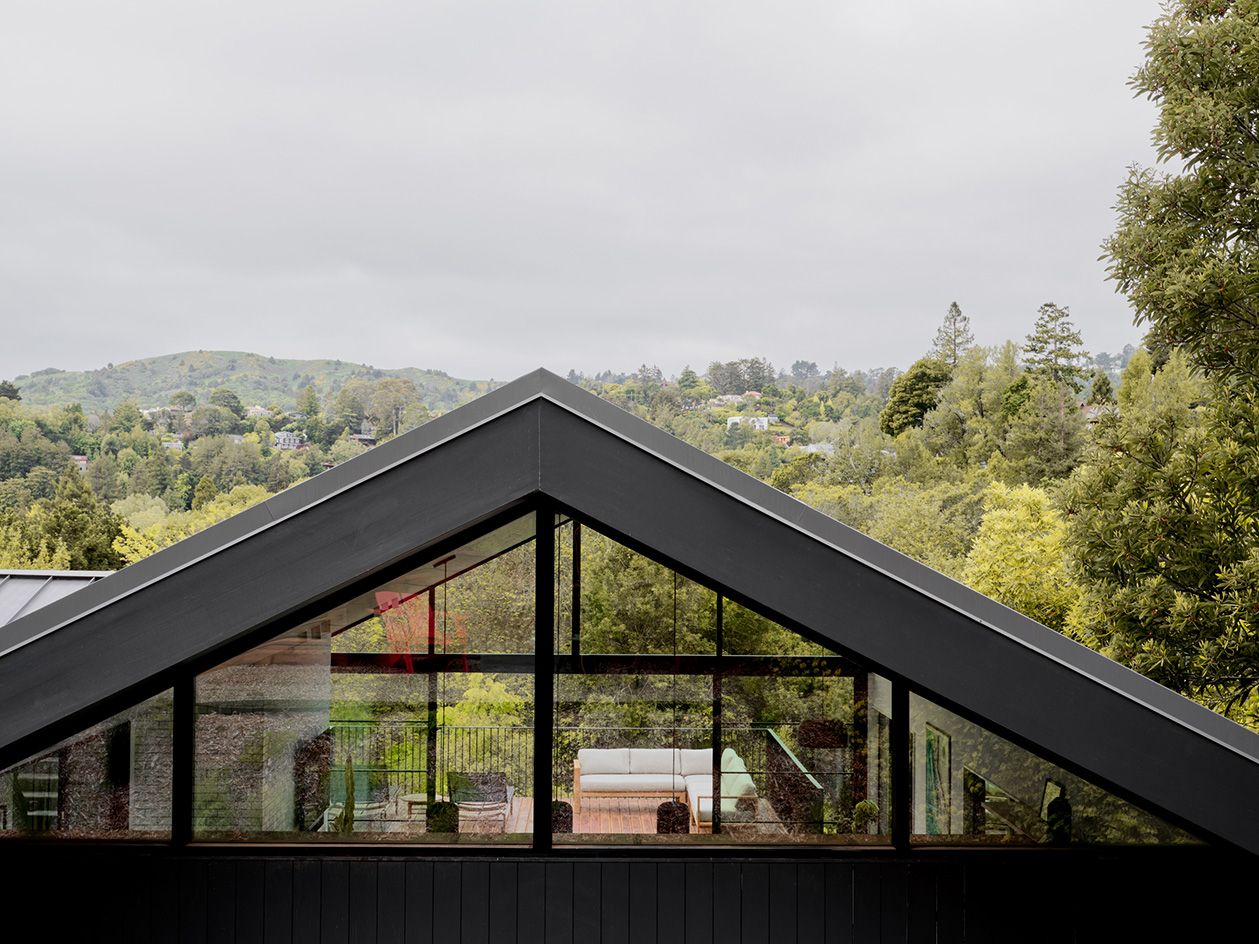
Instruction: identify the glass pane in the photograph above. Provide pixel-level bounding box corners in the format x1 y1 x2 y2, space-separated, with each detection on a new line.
0 690 173 840
722 599 830 656
194 515 535 843
553 518 888 845
555 672 711 844
577 526 717 655
715 670 890 844
908 693 1199 845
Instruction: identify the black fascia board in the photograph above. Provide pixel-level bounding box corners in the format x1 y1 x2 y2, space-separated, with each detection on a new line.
532 390 1259 854
0 396 544 768
0 369 1257 854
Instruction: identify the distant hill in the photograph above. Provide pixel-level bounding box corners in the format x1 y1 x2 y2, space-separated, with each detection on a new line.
11 351 492 413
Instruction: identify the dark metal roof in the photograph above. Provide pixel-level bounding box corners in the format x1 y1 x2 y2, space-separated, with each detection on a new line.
0 570 109 628
1 369 1257 853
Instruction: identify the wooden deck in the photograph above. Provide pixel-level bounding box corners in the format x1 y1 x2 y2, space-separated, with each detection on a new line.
513 796 663 835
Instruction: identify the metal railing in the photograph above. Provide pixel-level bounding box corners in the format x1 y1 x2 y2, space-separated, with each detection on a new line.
328 721 806 803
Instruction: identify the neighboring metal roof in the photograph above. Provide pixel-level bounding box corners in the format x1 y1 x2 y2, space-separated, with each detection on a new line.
0 369 1257 854
0 570 110 628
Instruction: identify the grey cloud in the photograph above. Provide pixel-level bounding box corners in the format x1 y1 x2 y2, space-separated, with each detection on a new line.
1 1 1164 382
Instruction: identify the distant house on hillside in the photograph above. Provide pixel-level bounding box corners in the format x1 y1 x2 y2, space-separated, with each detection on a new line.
727 416 770 431
1081 403 1117 424
273 431 303 451
246 405 270 419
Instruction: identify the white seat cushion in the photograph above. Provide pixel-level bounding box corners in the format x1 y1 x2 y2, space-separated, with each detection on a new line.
687 793 757 824
679 749 710 777
578 748 630 775
580 773 687 793
628 748 680 775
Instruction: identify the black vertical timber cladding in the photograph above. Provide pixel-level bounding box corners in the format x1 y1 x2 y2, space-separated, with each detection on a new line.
293 859 322 943
517 860 546 944
573 862 601 943
657 861 685 944
824 862 854 944
461 861 490 944
264 859 294 944
741 862 769 943
880 863 909 944
488 862 518 944
546 861 574 944
321 861 350 944
209 860 236 944
153 855 181 944
432 861 461 943
403 861 433 944
127 854 154 944
796 864 824 944
601 861 630 944
906 863 936 944
348 861 378 944
2 850 1256 941
684 861 714 944
235 859 265 944
376 862 405 944
935 861 964 944
853 862 881 944
713 862 741 943
628 861 657 943
768 862 796 944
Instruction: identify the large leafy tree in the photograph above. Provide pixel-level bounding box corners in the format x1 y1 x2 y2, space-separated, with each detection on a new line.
963 483 1078 632
1103 1 1259 388
1062 352 1259 726
878 357 952 437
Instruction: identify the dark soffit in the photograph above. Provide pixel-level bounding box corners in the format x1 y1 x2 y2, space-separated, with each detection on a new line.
0 369 1257 854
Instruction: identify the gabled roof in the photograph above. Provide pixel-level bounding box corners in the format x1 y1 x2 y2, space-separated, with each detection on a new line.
1 369 1257 852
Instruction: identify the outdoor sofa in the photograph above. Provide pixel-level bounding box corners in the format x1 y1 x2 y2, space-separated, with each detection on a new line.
573 747 758 832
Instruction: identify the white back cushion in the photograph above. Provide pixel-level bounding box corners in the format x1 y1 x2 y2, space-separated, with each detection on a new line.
629 748 679 774
578 748 630 775
679 749 710 776
722 756 758 798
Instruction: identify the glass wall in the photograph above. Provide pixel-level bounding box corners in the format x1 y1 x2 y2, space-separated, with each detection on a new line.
0 690 172 840
3 510 1210 851
193 515 536 843
908 693 1198 845
553 522 891 845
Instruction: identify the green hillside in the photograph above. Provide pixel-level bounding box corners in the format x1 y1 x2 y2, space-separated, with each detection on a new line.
11 351 492 413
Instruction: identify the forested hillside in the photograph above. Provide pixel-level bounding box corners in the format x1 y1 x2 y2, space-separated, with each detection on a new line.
1 2 1256 736
11 350 488 413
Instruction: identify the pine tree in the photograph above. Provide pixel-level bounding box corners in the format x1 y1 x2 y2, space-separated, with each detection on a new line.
1087 369 1115 405
930 302 974 370
1023 302 1089 392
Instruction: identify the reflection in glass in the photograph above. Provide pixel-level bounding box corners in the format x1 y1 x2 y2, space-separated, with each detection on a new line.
554 522 890 845
908 694 1199 845
193 515 536 842
0 690 173 840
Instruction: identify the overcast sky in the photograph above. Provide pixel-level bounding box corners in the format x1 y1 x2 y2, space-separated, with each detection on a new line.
2 1 1167 383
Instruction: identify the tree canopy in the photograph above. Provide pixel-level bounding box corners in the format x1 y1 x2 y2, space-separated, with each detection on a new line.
1103 1 1259 388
